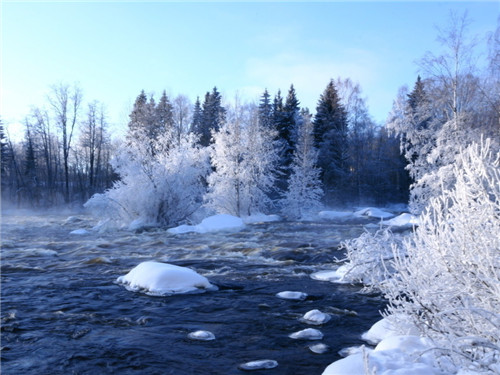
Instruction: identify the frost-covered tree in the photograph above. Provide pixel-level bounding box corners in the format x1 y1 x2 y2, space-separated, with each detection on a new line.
314 80 349 203
85 128 209 228
280 109 323 219
383 139 500 373
205 101 278 217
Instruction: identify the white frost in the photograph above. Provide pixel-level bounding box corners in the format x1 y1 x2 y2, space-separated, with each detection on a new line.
116 261 217 296
168 214 245 234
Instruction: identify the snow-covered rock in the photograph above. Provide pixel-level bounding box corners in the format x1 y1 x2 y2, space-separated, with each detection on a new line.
309 343 330 354
276 291 308 301
354 207 395 220
168 214 245 234
310 265 351 284
70 229 90 235
238 359 278 371
301 309 331 325
382 213 420 227
116 261 217 296
187 330 215 341
289 328 323 340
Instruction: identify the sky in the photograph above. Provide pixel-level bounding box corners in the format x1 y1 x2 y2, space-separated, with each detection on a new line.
1 1 498 139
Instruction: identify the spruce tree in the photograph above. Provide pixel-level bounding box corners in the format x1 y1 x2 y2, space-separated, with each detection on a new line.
155 90 174 136
197 87 226 147
258 89 273 129
313 80 349 203
191 97 203 135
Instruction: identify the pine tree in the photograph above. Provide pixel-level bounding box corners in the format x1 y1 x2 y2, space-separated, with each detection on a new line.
313 80 349 203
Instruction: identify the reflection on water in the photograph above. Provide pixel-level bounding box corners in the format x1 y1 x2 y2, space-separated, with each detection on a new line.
1 211 385 375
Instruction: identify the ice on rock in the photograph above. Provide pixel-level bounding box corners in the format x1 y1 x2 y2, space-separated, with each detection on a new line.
301 309 331 325
354 207 394 219
310 265 350 284
382 213 420 227
116 261 217 296
187 330 215 341
309 343 330 354
70 229 90 235
238 359 278 371
276 291 308 301
289 328 323 340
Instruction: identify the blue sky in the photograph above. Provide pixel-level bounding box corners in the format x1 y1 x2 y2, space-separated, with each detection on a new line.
2 1 498 138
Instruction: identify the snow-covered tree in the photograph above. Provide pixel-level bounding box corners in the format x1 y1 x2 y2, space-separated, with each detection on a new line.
85 128 209 228
280 110 323 219
205 101 278 217
382 139 500 373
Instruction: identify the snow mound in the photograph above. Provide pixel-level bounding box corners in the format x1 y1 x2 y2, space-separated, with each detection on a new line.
301 309 331 325
362 317 399 345
289 328 323 340
168 214 245 234
238 359 278 371
188 330 215 341
310 265 350 284
242 213 281 224
382 213 420 227
116 261 217 296
70 229 90 235
354 207 395 219
276 291 308 301
318 210 353 220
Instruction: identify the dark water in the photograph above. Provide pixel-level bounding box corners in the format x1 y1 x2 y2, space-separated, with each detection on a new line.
1 211 386 374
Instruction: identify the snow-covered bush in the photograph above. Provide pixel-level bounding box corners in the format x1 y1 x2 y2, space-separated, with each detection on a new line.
85 129 209 228
383 139 500 373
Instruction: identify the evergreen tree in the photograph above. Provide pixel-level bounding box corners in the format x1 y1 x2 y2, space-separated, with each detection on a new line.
278 84 300 168
197 87 226 147
258 89 273 129
191 97 203 135
313 80 349 203
155 90 174 136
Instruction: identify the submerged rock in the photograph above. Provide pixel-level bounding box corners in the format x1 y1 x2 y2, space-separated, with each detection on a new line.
238 359 278 371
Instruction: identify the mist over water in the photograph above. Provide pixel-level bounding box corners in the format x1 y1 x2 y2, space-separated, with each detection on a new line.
1 210 385 374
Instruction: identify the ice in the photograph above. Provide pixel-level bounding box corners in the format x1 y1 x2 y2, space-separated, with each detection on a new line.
382 213 420 227
354 207 395 219
309 343 330 354
70 229 90 235
289 328 323 340
310 265 350 284
276 291 308 300
116 261 217 296
238 359 278 371
168 214 245 234
318 210 354 220
187 330 215 341
301 309 331 325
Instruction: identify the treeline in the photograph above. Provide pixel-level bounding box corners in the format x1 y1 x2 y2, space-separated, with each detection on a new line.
1 79 409 210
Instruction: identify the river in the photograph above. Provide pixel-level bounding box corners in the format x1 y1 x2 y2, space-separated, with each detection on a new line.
1 210 386 374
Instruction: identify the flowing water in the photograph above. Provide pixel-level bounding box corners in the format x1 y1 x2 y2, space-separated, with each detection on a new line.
1 210 386 375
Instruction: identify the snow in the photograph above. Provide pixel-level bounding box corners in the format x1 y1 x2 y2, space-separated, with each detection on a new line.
167 214 245 234
382 213 420 227
238 359 278 371
310 265 350 284
70 229 90 235
116 261 217 296
354 207 395 219
242 213 281 224
309 343 330 354
323 318 444 375
289 328 324 340
318 210 354 220
187 330 215 341
276 291 308 301
301 309 331 325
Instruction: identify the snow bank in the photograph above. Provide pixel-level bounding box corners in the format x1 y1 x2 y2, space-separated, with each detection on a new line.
116 261 217 296
382 212 420 227
167 214 245 234
354 207 395 219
